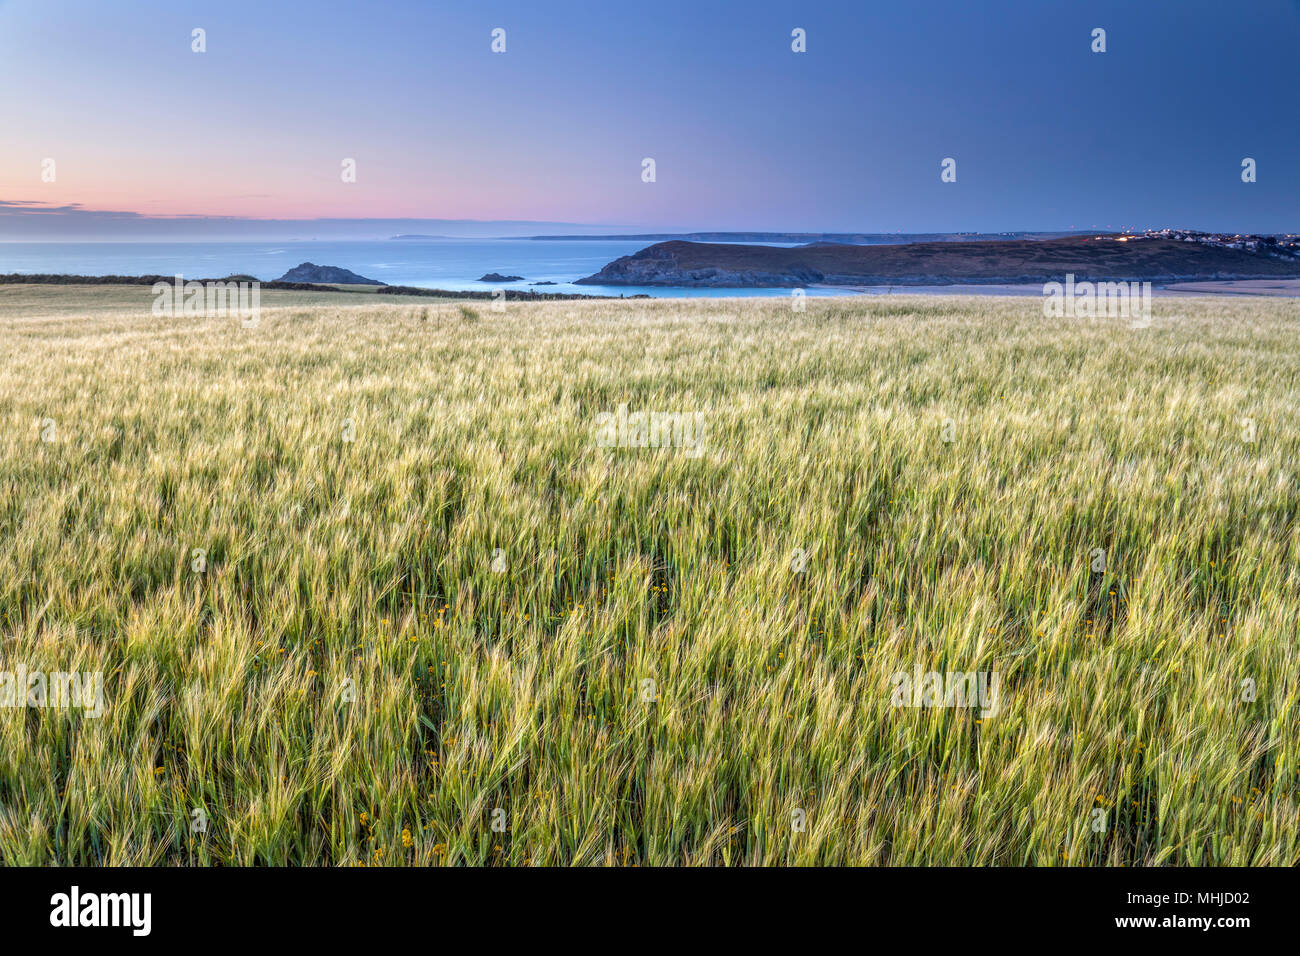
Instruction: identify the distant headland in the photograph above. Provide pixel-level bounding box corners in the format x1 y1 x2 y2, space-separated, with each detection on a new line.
577 231 1300 288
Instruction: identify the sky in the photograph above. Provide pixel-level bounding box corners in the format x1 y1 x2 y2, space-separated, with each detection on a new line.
1 0 1297 238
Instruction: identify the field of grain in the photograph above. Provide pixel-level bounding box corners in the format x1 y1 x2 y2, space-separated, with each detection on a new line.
0 285 1297 865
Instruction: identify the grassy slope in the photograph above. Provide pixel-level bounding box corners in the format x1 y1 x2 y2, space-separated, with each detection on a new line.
0 288 1297 865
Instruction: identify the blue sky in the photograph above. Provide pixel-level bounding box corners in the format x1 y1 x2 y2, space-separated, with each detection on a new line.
0 0 1297 236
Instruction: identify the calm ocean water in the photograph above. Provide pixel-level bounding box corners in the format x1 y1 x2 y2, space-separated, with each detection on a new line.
0 238 863 298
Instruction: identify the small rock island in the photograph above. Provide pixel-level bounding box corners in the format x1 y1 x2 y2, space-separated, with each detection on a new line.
276 262 385 285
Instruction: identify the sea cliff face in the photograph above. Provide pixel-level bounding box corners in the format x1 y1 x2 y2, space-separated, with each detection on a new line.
576 237 1300 288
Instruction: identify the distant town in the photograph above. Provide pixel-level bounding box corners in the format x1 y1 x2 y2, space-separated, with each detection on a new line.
1135 228 1300 257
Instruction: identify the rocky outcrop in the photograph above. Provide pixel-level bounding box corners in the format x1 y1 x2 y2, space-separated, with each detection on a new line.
478 272 525 282
276 262 384 285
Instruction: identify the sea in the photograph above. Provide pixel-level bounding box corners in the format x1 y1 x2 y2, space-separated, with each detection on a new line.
0 238 866 299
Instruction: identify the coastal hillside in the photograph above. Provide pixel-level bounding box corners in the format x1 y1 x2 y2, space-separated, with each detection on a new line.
577 236 1300 287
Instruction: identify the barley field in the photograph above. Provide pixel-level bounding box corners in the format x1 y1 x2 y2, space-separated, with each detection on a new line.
1 285 1297 866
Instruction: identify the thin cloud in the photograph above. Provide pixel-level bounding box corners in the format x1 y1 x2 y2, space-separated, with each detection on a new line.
0 200 143 218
